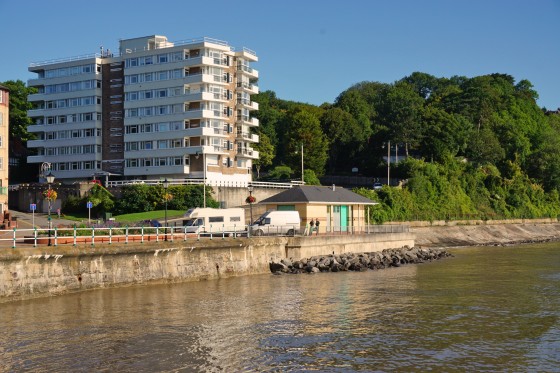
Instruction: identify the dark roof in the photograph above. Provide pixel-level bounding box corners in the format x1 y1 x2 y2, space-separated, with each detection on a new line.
0 84 9 91
260 185 377 205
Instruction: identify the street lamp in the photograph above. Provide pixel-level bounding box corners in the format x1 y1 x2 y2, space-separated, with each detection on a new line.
248 185 254 225
195 151 206 208
45 171 55 246
383 141 391 186
163 178 169 241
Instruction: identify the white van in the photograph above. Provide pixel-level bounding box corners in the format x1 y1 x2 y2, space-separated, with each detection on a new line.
181 208 245 235
250 210 301 236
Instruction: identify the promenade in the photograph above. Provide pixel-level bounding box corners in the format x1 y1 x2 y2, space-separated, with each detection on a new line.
0 210 80 248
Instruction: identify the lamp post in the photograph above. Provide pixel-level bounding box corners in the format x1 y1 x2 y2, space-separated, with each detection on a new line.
248 185 254 225
45 171 55 246
195 151 206 208
301 143 304 183
385 141 390 186
163 178 169 241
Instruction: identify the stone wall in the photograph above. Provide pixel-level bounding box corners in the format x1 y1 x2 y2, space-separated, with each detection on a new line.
0 232 414 302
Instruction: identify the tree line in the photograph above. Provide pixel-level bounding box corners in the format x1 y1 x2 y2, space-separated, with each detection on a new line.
251 72 560 221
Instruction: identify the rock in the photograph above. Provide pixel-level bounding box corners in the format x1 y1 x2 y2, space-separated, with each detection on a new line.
269 246 451 275
280 258 292 268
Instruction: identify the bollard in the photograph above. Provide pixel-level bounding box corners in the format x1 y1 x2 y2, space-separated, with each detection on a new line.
34 227 38 247
54 227 58 246
109 227 112 245
141 226 144 243
12 228 16 249
125 225 129 244
73 225 77 246
91 227 95 246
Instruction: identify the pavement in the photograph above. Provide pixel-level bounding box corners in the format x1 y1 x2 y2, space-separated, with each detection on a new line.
9 210 79 231
0 210 82 247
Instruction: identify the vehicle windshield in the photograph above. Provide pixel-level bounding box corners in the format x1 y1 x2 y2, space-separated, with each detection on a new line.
253 216 265 225
184 218 200 227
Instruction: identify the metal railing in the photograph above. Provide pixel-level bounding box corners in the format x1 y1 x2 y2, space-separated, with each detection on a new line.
106 179 304 189
0 224 409 248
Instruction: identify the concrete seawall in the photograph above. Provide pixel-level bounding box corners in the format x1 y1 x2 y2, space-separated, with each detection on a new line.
413 221 560 247
0 232 415 303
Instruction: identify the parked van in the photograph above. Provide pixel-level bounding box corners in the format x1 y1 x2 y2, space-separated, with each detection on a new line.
250 210 301 236
181 208 245 235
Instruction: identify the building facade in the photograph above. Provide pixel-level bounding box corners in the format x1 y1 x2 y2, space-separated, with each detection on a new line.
260 185 378 234
0 85 8 212
27 35 259 184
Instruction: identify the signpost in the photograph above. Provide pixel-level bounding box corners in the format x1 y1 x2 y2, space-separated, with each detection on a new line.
30 203 36 228
87 201 93 223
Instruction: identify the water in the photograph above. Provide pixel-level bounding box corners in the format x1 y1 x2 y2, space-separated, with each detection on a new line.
1 243 559 372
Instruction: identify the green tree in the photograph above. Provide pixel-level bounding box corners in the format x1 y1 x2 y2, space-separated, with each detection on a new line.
2 80 37 183
285 108 328 177
377 81 425 156
303 169 321 185
320 106 362 173
253 132 275 179
1 80 36 142
267 165 293 180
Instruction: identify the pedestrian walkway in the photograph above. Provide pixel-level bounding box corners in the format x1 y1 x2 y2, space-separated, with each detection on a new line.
9 210 77 230
0 210 79 247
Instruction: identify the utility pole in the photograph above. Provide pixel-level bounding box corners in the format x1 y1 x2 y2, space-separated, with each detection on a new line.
301 143 304 183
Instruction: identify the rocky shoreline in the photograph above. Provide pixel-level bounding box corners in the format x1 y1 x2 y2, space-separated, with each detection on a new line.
269 247 451 274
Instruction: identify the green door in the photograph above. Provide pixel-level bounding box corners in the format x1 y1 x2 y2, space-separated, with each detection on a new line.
340 205 348 232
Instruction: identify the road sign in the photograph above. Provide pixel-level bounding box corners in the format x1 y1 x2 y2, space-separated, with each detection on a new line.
86 201 93 209
30 203 37 211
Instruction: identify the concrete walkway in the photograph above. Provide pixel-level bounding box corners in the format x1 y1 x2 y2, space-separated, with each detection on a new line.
0 210 80 248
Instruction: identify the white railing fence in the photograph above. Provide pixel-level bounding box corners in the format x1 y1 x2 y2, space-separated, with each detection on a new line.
0 224 408 248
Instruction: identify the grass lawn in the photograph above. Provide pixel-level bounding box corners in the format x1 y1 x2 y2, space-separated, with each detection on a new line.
61 210 185 223
113 210 185 223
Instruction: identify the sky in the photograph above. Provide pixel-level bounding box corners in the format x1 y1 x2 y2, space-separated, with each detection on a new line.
1 0 559 109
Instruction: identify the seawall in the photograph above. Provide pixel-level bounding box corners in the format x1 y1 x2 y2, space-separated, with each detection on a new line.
413 220 560 247
0 232 414 303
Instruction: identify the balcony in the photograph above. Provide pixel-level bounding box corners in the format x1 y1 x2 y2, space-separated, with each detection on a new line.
236 147 259 159
185 126 228 138
236 130 259 143
236 115 259 127
237 65 259 79
236 82 259 95
184 73 227 86
236 98 259 111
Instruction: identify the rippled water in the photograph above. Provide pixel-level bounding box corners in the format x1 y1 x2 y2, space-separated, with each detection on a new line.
1 243 559 372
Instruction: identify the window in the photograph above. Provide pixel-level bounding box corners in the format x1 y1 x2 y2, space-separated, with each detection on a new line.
158 140 168 149
157 54 168 63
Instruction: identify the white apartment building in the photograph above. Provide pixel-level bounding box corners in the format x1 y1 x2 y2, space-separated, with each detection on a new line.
27 35 259 184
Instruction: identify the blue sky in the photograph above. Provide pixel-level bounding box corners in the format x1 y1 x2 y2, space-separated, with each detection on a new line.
1 0 559 109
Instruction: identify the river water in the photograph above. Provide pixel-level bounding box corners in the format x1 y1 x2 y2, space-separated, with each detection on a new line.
1 243 559 372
